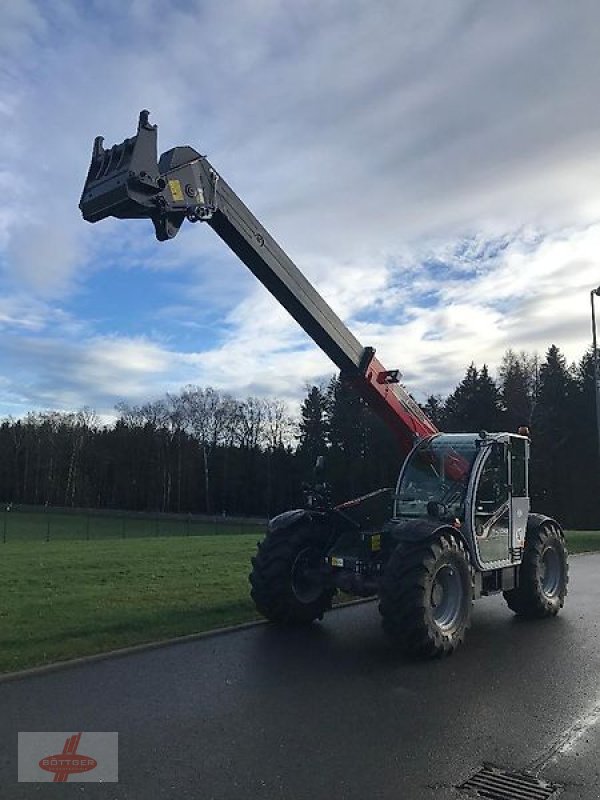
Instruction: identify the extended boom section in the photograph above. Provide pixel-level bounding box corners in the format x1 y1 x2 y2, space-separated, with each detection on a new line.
80 110 437 452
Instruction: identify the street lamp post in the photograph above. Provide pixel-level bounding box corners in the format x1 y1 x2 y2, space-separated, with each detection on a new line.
591 286 600 461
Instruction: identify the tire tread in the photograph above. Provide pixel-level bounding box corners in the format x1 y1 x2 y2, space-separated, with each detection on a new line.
249 525 334 625
379 530 473 658
503 521 568 618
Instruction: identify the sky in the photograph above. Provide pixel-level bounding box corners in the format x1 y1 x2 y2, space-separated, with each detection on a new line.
1 0 600 420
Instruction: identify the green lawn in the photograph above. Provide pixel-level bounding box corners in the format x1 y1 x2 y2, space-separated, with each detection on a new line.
565 530 600 554
0 535 262 674
0 508 263 542
0 529 598 674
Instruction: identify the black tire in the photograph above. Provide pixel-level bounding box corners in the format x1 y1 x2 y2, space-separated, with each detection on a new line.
249 525 335 625
379 530 473 658
503 520 568 617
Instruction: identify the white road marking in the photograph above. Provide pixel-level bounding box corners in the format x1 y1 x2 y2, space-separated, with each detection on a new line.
554 697 600 756
531 693 600 774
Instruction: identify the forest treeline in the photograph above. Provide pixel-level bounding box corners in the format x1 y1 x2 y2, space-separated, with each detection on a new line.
0 344 598 527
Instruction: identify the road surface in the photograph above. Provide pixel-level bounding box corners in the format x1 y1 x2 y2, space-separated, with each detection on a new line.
1 553 599 798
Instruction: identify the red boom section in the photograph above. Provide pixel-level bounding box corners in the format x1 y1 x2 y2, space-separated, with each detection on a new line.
352 355 470 482
350 354 439 456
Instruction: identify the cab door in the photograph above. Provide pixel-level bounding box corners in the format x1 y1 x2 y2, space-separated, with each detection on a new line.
473 442 511 565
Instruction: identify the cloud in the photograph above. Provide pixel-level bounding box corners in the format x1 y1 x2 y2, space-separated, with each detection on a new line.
0 220 596 419
1 1 600 416
0 334 189 416
351 223 600 398
172 221 600 407
0 0 47 56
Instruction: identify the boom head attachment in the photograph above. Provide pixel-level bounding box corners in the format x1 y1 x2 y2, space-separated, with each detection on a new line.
79 110 212 241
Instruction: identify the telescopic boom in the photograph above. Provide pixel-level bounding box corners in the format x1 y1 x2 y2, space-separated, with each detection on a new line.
79 111 438 454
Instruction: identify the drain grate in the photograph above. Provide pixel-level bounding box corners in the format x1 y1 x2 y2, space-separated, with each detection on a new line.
459 764 562 800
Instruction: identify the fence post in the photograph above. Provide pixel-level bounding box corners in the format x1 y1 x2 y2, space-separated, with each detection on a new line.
45 510 50 543
3 508 6 544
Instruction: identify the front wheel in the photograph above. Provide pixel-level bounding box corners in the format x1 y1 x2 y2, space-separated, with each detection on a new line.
249 525 335 625
379 530 473 658
503 520 568 617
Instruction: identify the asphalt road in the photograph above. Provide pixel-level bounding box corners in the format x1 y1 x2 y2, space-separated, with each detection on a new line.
1 553 599 799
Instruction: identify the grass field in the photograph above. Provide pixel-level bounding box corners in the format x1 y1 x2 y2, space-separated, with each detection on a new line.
1 530 598 674
565 531 600 554
0 535 262 674
0 508 263 542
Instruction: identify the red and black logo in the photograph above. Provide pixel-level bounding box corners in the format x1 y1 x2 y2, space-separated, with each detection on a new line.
38 732 97 783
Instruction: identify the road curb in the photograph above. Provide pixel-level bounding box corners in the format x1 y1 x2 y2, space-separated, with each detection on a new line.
0 597 377 684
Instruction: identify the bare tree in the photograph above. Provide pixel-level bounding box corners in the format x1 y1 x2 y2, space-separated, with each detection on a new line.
178 386 238 513
262 399 295 451
236 397 265 450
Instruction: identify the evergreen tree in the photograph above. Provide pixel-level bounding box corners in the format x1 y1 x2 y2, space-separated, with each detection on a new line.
326 377 367 500
499 349 536 432
533 346 575 445
444 363 479 431
422 394 445 428
475 364 502 431
530 345 577 521
327 377 365 458
297 384 329 466
445 363 502 433
568 350 600 525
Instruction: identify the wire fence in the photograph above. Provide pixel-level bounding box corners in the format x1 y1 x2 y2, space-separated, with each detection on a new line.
0 504 267 543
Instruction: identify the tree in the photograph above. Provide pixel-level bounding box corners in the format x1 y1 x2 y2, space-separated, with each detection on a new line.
530 345 577 521
421 394 445 429
298 384 329 465
178 386 237 514
0 341 595 527
444 363 502 433
498 349 537 432
566 349 600 526
444 363 478 431
475 365 502 431
262 399 295 451
326 377 371 500
533 346 575 445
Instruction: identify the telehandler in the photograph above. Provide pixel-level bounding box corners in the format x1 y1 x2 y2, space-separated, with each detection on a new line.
80 111 568 657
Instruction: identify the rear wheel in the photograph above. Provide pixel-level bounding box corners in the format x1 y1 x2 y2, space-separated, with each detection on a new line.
379 530 473 657
503 520 568 617
249 525 335 624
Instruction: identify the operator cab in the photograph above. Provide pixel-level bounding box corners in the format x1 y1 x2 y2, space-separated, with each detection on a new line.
394 432 530 569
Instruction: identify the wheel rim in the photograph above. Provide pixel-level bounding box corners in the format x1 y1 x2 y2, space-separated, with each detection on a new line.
430 563 465 632
540 546 562 598
291 547 323 604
